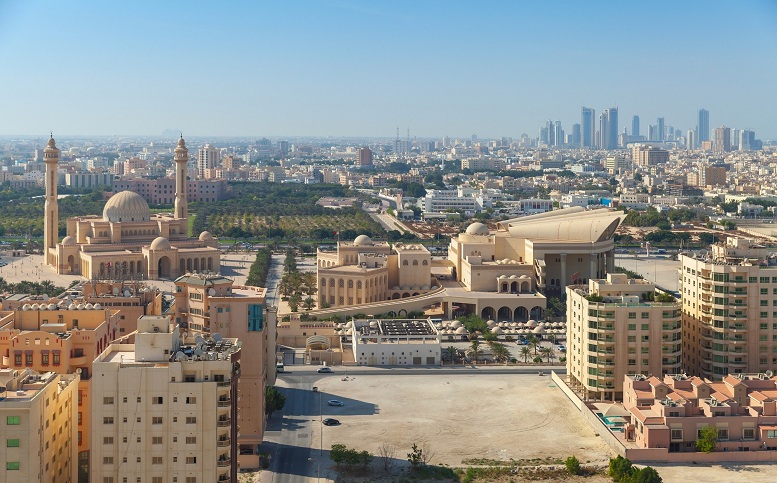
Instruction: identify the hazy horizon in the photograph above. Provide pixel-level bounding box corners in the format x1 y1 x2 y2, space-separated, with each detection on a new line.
1 0 776 140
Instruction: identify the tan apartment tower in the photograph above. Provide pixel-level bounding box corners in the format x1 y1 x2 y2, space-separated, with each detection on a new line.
174 135 189 220
0 370 79 482
566 273 682 401
44 135 60 266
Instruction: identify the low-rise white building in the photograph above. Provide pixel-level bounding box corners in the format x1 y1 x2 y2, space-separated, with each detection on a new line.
351 319 441 366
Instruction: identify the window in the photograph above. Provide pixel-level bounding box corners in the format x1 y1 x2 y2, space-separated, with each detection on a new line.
186 416 197 424
13 353 21 366
670 429 682 440
153 478 163 483
627 324 636 330
7 439 20 447
6 416 20 425
6 462 19 470
186 456 197 464
628 312 636 319
641 324 649 330
103 457 114 465
717 429 729 440
744 428 755 440
186 478 196 483
152 436 163 444
103 437 113 444
42 353 49 365
152 417 163 424
103 397 114 405
186 397 196 404
186 436 197 444
53 352 60 365
103 417 114 425
641 312 649 319
152 396 163 404
104 478 114 483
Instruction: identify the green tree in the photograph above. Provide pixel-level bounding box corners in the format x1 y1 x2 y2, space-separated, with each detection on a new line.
302 296 315 310
608 456 633 482
489 342 510 363
565 456 581 476
520 346 531 363
529 336 540 355
467 340 481 363
696 425 717 453
265 386 286 418
445 346 458 364
624 466 663 483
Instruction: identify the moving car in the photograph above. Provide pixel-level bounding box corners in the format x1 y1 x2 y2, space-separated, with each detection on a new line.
322 418 340 426
327 400 344 406
317 367 333 373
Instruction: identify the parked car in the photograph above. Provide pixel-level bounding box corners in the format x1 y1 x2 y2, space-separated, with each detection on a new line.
322 418 340 426
556 345 566 352
327 400 344 406
317 367 333 373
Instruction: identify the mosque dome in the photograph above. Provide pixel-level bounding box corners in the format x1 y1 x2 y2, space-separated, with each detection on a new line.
44 135 59 154
465 222 490 236
175 136 188 154
199 231 214 241
353 235 373 246
103 191 151 223
150 237 172 251
61 236 76 246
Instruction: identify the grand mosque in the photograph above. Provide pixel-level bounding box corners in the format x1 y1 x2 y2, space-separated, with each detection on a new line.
43 136 220 280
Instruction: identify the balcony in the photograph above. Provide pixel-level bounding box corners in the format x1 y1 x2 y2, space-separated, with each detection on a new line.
729 338 747 345
217 438 230 447
217 418 231 427
217 380 231 387
217 398 231 407
730 324 747 332
217 458 231 467
69 355 87 365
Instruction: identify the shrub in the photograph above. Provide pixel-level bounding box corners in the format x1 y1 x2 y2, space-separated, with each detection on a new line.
696 425 717 453
565 455 581 475
608 455 633 482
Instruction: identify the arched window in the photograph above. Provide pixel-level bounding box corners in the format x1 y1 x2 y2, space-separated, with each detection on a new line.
321 278 326 287
347 280 353 288
412 260 418 266
402 260 408 266
357 281 362 289
422 260 428 266
338 279 344 288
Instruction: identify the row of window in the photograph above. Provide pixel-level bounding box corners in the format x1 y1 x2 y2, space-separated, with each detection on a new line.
104 396 166 405
104 456 197 465
104 415 197 425
11 352 60 367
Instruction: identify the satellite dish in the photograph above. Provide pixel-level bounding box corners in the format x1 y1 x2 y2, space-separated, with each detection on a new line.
208 288 216 296
767 370 774 377
213 333 222 342
175 352 187 362
195 335 205 345
123 290 131 297
194 347 204 357
181 331 189 340
112 287 119 295
42 295 49 302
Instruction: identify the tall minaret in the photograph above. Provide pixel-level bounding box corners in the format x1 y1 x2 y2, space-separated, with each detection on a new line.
174 135 188 220
43 134 60 265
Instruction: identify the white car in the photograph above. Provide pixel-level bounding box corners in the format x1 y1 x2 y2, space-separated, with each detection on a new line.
317 367 333 373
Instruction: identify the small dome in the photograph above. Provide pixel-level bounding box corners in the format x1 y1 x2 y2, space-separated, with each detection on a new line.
103 191 151 223
491 327 503 335
353 234 373 246
44 135 59 154
526 319 537 327
22 304 31 311
85 303 94 310
486 319 496 327
533 326 545 334
68 304 76 310
150 237 172 251
61 236 76 246
94 303 102 310
175 136 188 152
31 303 39 310
465 222 490 236
455 327 467 335
48 303 57 310
199 231 214 241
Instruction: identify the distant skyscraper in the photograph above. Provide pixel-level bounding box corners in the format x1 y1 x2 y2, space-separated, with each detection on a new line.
632 115 640 137
571 123 581 146
714 126 731 153
687 130 696 150
648 125 656 142
581 107 595 148
656 117 665 142
739 130 751 151
553 121 564 147
697 109 710 143
600 107 618 150
358 147 373 166
197 144 219 178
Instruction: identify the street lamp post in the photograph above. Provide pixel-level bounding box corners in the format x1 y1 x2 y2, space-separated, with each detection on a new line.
319 389 323 455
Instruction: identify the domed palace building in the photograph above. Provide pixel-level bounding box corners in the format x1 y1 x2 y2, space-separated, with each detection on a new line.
43 136 220 280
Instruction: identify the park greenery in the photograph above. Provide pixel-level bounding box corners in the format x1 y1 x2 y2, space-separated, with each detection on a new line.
608 456 662 483
0 278 68 297
191 182 386 241
245 248 273 287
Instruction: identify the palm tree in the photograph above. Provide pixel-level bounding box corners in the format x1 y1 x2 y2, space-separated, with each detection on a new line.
520 346 531 363
539 347 554 364
467 340 480 364
529 336 540 355
446 346 458 365
490 342 510 363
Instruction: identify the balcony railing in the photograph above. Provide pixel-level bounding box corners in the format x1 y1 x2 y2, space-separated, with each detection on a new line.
217 380 231 387
217 398 231 407
217 438 230 447
217 418 231 427
217 458 231 467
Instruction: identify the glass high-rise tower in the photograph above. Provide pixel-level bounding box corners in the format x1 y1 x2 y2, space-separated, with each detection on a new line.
581 107 595 148
697 108 710 143
632 115 640 137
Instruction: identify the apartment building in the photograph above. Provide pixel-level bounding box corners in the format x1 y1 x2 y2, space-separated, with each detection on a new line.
91 316 239 483
566 274 682 401
680 237 777 380
0 304 121 479
112 178 229 205
172 274 276 469
0 369 78 482
622 373 777 457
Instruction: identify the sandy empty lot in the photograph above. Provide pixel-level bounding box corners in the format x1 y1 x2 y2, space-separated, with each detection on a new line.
306 373 614 467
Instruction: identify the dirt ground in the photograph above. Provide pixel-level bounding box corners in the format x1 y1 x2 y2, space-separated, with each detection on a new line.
301 373 614 481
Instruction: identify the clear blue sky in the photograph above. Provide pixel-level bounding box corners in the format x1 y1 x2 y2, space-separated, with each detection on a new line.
1 0 775 139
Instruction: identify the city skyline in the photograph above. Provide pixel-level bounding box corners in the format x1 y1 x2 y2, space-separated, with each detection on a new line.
0 1 776 139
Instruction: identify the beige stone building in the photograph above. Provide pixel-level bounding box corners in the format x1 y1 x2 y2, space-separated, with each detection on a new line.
0 369 79 482
448 207 622 298
172 274 276 469
0 304 121 479
91 316 239 483
43 136 220 280
316 237 434 309
681 237 777 380
566 273 682 401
